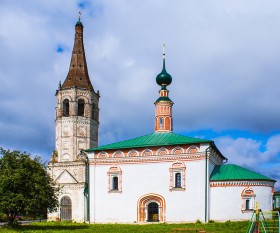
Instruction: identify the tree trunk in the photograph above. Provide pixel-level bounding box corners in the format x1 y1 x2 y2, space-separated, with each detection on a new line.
7 211 16 226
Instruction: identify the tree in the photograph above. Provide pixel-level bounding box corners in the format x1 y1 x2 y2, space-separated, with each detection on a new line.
0 148 59 226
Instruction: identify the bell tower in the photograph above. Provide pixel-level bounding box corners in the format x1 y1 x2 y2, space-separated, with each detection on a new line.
48 15 99 222
154 44 173 132
54 18 99 161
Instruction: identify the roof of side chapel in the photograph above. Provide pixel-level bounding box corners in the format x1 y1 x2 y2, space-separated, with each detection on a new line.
210 164 275 182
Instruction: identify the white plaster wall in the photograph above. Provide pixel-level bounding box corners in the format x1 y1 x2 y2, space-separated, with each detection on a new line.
89 159 207 223
210 185 273 221
48 185 85 222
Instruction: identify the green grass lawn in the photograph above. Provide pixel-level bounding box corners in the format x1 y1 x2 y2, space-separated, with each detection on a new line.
0 221 249 233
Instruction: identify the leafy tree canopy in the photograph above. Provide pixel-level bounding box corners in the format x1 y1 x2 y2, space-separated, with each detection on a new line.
0 148 59 225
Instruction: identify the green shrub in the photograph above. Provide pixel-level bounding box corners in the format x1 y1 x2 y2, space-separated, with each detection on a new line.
0 212 7 222
195 219 202 224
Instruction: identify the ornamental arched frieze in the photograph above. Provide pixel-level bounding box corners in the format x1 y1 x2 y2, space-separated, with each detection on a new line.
141 149 153 156
187 146 199 154
113 151 124 158
97 151 109 158
127 149 139 157
171 146 184 155
157 147 169 155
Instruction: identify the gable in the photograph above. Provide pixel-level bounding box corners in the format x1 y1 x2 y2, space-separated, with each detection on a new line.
55 169 78 184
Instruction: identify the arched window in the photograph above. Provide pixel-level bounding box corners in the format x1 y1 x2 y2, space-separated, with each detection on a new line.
60 196 72 220
78 99 85 116
107 166 122 193
169 161 186 191
112 177 118 190
245 199 250 210
175 173 182 188
91 104 95 119
241 188 255 212
159 117 163 129
63 99 69 117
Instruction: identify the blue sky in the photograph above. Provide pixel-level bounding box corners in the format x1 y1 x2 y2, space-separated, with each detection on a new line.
0 0 279 188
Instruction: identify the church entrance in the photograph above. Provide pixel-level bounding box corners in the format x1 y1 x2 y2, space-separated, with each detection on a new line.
60 196 72 221
147 202 159 222
137 193 166 222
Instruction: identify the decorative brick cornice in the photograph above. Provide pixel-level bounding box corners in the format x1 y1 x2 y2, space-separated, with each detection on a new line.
89 153 206 165
210 180 274 187
48 161 86 168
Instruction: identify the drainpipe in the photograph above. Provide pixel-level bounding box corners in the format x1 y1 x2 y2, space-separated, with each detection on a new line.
205 146 211 223
80 150 90 223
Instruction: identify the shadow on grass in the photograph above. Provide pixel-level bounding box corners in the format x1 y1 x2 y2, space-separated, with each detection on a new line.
20 224 90 231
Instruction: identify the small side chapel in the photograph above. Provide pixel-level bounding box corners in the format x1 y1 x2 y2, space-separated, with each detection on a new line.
48 18 276 223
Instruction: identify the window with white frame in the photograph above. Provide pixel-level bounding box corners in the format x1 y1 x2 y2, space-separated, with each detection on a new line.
169 161 186 191
241 188 255 212
107 166 122 193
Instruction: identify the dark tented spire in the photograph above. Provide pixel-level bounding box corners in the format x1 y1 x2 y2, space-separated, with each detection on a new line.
62 15 93 90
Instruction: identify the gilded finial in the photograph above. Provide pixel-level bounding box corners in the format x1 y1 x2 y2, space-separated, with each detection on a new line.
78 11 81 21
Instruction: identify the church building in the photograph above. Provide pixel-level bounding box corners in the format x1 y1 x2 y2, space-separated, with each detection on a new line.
48 18 276 223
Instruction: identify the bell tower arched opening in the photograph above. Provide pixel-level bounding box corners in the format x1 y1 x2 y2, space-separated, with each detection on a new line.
63 99 69 117
78 99 85 116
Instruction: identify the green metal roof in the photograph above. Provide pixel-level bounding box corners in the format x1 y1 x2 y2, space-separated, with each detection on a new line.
210 164 275 182
155 96 173 103
86 132 212 152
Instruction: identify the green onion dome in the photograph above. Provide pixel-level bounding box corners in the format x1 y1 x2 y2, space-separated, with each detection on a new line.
156 58 172 86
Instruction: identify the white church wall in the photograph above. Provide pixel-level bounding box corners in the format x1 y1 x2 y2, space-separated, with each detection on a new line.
210 184 273 221
89 158 207 223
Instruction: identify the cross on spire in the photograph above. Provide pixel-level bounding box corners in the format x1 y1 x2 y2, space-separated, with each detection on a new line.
78 11 81 21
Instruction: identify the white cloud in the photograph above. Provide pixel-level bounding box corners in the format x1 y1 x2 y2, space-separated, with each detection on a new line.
214 135 280 188
0 0 280 176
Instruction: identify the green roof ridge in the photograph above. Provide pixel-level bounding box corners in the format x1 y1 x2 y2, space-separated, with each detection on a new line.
210 164 275 182
86 132 211 152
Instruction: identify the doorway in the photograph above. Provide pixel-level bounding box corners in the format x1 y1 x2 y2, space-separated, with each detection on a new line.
60 196 72 221
147 202 159 222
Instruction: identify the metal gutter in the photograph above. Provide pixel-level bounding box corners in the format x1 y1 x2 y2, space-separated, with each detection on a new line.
205 146 211 223
80 150 90 223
